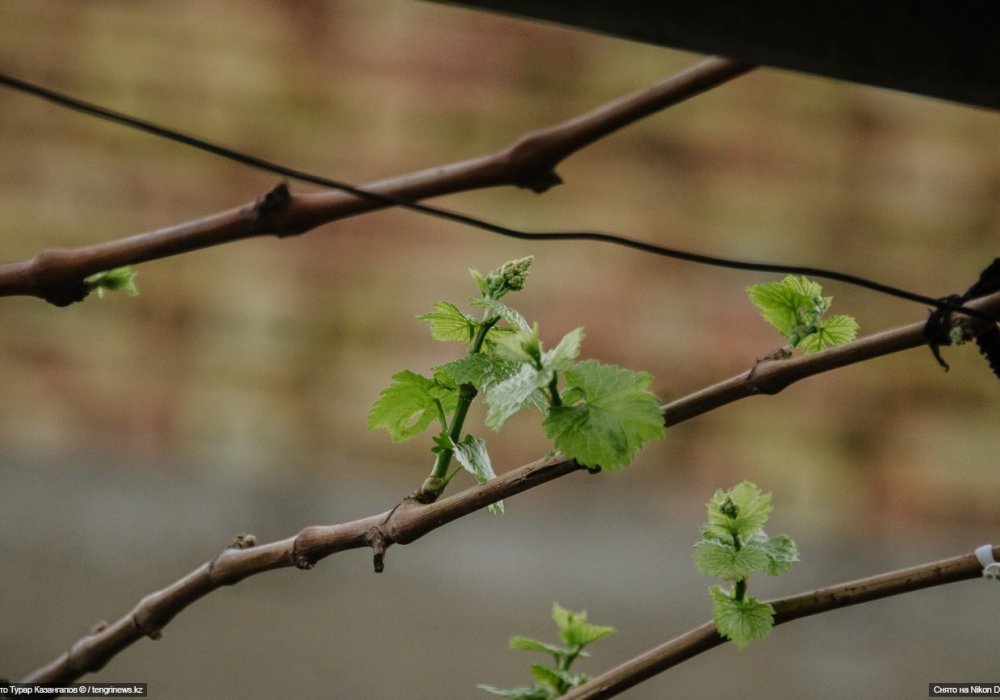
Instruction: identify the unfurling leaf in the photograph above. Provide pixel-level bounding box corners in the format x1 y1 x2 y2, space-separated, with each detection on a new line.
485 364 551 431
747 276 823 337
85 266 139 298
542 327 585 371
471 297 532 334
552 602 616 648
705 481 772 539
418 301 477 342
452 434 503 514
744 532 800 575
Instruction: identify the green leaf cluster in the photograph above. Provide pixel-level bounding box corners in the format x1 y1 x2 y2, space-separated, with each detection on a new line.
479 603 615 699
368 258 541 507
693 481 798 649
368 256 665 505
747 275 858 352
484 326 664 469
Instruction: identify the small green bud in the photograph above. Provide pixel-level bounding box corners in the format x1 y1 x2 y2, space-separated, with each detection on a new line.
521 323 542 365
720 496 739 520
85 266 139 299
497 256 534 293
476 256 535 300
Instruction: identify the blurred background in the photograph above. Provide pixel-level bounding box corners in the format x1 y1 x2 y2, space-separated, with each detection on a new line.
1 1 999 697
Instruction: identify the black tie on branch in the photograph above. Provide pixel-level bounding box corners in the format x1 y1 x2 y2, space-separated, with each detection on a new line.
0 71 997 323
923 258 1000 377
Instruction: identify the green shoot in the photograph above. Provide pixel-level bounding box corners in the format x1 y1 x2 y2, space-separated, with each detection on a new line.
367 257 665 506
747 275 858 352
85 266 139 299
693 481 798 649
478 603 615 699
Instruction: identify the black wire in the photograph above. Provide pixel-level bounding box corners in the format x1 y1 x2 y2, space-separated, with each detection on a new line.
1 72 996 322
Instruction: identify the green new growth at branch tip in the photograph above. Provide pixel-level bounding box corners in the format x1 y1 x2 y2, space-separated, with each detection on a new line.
367 256 665 508
747 275 858 353
85 266 139 299
479 603 616 699
694 481 799 649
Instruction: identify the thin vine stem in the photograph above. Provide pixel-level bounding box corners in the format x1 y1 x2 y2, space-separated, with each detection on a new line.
426 314 499 490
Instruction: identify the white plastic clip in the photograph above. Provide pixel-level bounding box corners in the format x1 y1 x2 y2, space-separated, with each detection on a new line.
975 544 1000 580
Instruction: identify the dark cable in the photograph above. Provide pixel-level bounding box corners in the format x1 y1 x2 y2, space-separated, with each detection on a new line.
0 72 995 322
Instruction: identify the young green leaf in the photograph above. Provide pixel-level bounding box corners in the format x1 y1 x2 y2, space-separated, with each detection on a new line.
709 586 775 649
552 603 616 648
530 664 566 690
452 434 495 482
509 636 569 657
550 602 574 636
563 620 616 648
477 684 551 700
796 314 860 352
418 301 477 343
541 327 585 372
452 434 503 514
542 360 664 469
744 532 800 575
471 297 532 334
705 481 772 539
530 665 587 694
85 266 139 298
435 353 521 392
747 276 821 337
492 325 543 365
485 364 551 431
481 604 613 698
367 371 457 442
692 538 772 580
470 267 491 298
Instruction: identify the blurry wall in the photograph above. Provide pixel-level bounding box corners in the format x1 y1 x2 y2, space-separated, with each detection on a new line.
1 1 998 698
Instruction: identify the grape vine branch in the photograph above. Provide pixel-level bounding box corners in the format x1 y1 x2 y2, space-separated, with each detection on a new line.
0 57 750 306
4 42 997 697
19 288 1000 688
0 62 990 322
564 545 1000 699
